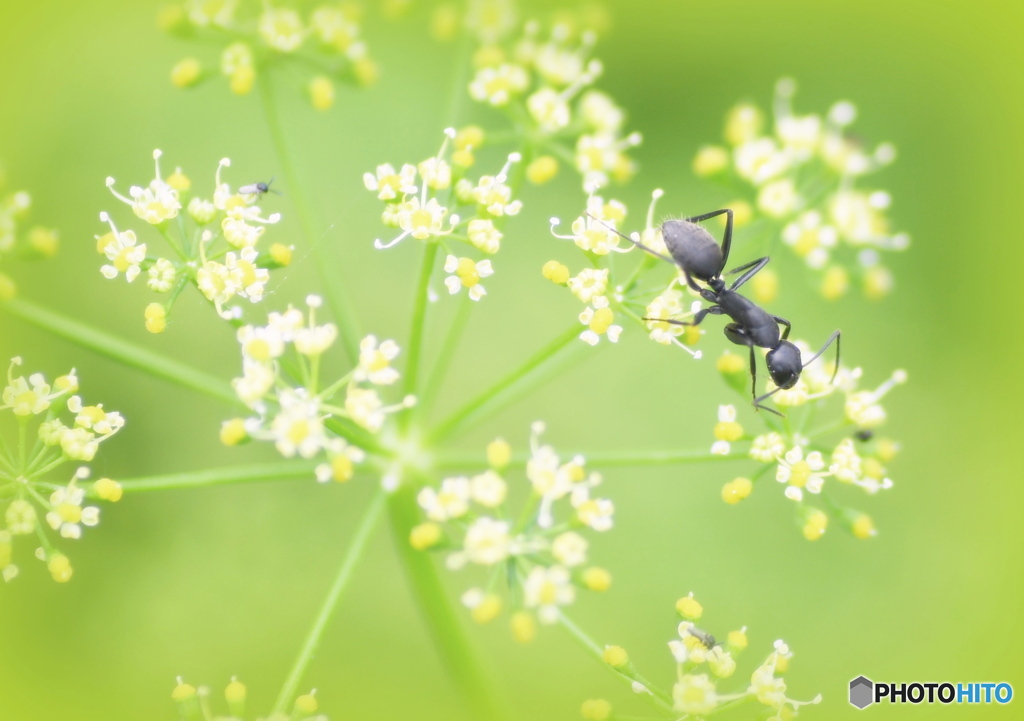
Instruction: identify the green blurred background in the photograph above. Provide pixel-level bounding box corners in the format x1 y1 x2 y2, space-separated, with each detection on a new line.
1 0 1022 719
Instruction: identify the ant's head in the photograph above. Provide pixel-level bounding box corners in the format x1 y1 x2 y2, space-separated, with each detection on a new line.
765 340 803 389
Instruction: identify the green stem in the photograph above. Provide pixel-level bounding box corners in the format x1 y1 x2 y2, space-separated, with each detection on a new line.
258 71 361 362
2 298 238 406
387 481 507 720
428 325 585 444
272 490 387 713
399 241 439 432
117 460 318 492
558 612 675 713
435 449 749 471
419 295 473 414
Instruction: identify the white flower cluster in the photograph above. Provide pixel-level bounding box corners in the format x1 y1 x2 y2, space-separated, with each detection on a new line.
366 129 527 301
714 347 906 539
693 78 909 298
163 1 377 105
465 17 641 189
411 423 614 629
225 296 414 483
0 357 124 583
100 151 288 330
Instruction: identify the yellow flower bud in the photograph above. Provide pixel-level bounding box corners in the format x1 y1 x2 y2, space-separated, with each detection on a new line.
47 553 73 582
730 200 754 228
751 267 778 304
580 699 612 721
727 628 748 650
721 477 752 504
144 303 167 334
430 4 460 41
309 76 335 111
269 243 293 266
542 260 570 285
852 513 876 539
601 645 628 668
802 509 828 541
581 566 612 592
93 478 123 502
295 693 318 714
219 418 248 446
409 522 442 550
158 5 187 33
693 145 729 176
455 125 485 151
486 438 511 470
676 594 703 620
224 678 247 705
471 594 502 624
510 610 536 643
28 227 59 257
714 421 744 442
167 169 191 192
473 45 505 68
328 453 354 482
171 58 202 88
864 265 894 299
725 103 763 145
353 57 379 86
526 155 559 185
171 681 196 701
821 265 849 300
230 66 255 95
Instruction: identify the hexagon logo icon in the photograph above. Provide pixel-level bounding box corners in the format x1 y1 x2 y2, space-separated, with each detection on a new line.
850 676 874 709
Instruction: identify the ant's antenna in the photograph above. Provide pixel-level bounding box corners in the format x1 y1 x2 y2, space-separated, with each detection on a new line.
585 212 675 265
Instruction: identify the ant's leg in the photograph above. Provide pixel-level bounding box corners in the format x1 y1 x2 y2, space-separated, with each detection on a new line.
802 330 841 383
642 305 722 326
727 256 771 292
770 314 792 340
747 344 759 402
585 213 675 265
684 208 734 267
753 386 786 417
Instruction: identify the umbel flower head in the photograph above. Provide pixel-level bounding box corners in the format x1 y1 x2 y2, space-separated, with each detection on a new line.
161 0 378 109
410 423 615 637
99 151 287 329
457 12 641 189
693 78 909 298
581 595 821 720
224 296 415 483
171 676 327 721
713 345 906 540
454 10 638 188
548 188 704 358
366 128 528 301
0 168 59 300
0 357 124 583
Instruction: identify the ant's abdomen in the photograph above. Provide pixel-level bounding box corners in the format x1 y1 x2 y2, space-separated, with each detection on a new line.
662 220 722 282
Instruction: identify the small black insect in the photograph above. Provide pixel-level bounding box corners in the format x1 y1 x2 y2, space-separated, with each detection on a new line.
854 429 874 442
238 177 278 198
685 626 719 649
588 210 840 416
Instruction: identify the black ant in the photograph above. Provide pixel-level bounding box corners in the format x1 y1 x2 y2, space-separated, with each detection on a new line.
587 209 840 416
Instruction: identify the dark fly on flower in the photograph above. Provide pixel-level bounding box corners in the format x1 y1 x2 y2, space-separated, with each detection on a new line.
239 177 280 198
686 626 719 649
